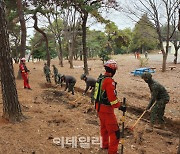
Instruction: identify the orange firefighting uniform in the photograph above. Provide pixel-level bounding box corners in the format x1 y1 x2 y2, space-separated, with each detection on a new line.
19 63 31 89
95 72 121 154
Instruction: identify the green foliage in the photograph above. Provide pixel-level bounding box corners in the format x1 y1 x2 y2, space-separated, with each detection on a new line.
139 57 149 67
114 48 126 54
4 0 21 59
51 18 64 34
4 0 17 10
87 29 108 57
98 50 110 64
105 22 119 36
90 10 109 24
115 28 133 53
129 14 159 53
30 31 57 60
104 22 132 54
119 28 133 48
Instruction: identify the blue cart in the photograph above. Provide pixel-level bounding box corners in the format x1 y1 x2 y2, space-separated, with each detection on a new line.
131 67 155 76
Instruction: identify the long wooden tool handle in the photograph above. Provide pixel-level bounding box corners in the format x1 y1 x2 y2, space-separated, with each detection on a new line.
131 110 146 129
131 103 156 129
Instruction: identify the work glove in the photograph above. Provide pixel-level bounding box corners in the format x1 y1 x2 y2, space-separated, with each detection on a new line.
119 105 126 112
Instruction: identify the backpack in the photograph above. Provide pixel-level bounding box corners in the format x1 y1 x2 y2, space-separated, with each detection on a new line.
94 74 111 112
94 74 103 100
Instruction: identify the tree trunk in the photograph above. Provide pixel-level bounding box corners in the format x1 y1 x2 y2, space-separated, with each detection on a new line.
162 14 171 72
32 12 50 67
82 12 88 75
174 46 179 64
68 40 74 69
174 53 177 64
14 42 19 63
28 45 34 62
162 53 167 72
58 38 63 67
173 39 179 64
13 34 20 63
178 9 180 31
80 50 83 61
0 0 24 122
162 39 170 72
157 28 167 72
16 0 26 58
16 0 27 79
74 53 78 60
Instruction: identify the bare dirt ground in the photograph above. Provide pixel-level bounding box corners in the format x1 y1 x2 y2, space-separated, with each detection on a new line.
0 54 179 154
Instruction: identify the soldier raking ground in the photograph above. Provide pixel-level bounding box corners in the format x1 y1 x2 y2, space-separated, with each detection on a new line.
52 65 58 84
80 74 96 94
61 75 76 95
141 72 170 130
80 74 97 102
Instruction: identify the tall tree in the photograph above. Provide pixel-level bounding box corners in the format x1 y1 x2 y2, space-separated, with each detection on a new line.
87 29 107 57
104 22 132 54
26 1 54 67
16 0 26 58
65 0 116 74
130 14 158 53
105 22 119 55
34 1 65 67
62 5 81 69
32 10 51 67
172 8 180 64
0 0 23 122
123 0 180 72
29 30 57 61
44 7 64 67
5 0 21 63
160 15 180 64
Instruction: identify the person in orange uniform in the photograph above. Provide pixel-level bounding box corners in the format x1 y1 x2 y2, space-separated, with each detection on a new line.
19 58 31 90
94 60 126 154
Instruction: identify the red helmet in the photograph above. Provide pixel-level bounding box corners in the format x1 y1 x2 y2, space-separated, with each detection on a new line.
21 57 26 62
104 60 118 70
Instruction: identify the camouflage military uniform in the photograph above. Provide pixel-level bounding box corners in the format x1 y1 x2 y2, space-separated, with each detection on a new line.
81 74 96 102
61 75 76 95
142 73 170 125
57 73 62 85
43 63 51 83
52 65 58 84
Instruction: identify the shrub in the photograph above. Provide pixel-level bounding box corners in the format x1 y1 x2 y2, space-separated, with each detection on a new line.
139 57 149 67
